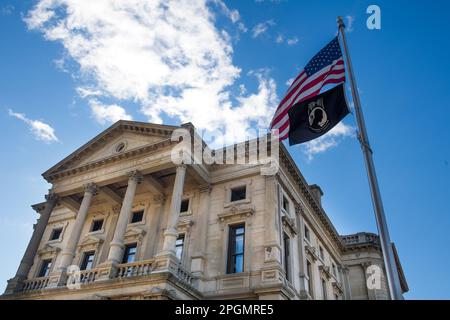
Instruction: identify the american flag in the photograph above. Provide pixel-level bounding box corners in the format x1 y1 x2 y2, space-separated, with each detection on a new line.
270 37 346 140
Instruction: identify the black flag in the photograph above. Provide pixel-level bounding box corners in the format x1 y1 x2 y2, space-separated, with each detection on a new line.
288 83 350 146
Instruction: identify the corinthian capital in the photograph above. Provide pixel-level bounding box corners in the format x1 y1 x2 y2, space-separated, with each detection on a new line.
128 170 143 184
84 182 99 195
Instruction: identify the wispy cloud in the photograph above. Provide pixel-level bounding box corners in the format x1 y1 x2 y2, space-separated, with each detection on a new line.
25 0 277 145
286 37 299 45
302 122 355 160
252 19 275 38
8 109 59 142
0 4 14 16
89 100 132 125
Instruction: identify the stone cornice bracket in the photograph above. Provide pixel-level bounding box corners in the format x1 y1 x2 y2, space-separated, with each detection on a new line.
128 170 143 184
84 182 99 195
294 203 304 216
199 184 212 194
45 190 59 203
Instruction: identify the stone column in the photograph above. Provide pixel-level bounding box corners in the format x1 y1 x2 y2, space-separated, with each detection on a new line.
58 183 98 271
4 192 58 294
107 170 143 263
260 175 284 285
263 176 282 264
190 185 211 276
295 205 309 299
160 164 186 255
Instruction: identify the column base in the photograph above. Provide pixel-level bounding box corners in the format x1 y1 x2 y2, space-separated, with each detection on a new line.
95 261 118 282
190 254 206 277
152 252 179 274
107 241 125 264
46 271 68 289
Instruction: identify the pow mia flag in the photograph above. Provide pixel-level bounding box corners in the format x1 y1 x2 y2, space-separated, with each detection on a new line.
287 83 350 146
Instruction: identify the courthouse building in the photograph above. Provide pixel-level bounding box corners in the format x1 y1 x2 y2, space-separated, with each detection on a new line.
2 121 408 300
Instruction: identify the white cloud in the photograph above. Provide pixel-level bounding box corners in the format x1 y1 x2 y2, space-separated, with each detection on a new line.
8 109 59 142
25 0 278 145
346 15 355 32
252 20 275 38
0 4 14 16
302 122 355 160
286 37 299 45
89 100 132 125
276 34 284 43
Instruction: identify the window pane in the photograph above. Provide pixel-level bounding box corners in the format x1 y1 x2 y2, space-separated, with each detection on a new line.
234 254 243 273
130 211 143 223
81 252 95 270
38 260 52 277
235 234 244 254
91 219 103 232
175 234 184 260
123 243 137 263
230 186 246 202
227 224 245 274
180 199 189 213
49 228 62 241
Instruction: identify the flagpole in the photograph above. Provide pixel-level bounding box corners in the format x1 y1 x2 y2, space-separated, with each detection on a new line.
337 16 403 300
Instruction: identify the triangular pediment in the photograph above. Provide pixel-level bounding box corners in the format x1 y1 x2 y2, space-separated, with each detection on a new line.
43 121 181 180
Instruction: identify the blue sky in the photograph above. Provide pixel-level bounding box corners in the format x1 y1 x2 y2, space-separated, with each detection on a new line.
1 0 449 299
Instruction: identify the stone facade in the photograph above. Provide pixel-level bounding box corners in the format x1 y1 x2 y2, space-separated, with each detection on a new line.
1 121 408 300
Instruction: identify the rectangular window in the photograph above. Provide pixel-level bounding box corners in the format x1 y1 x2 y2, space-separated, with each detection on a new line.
122 243 137 263
322 279 328 300
175 234 185 260
283 233 290 281
49 228 62 241
80 251 95 270
180 199 189 213
230 186 246 202
304 225 310 241
130 210 144 223
306 260 313 296
38 259 52 277
91 219 104 232
227 224 245 274
282 195 289 213
332 263 336 276
319 246 324 260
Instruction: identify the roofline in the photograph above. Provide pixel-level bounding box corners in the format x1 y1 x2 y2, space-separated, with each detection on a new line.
42 120 181 180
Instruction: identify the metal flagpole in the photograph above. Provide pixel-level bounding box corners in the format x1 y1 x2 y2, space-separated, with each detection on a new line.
337 16 403 300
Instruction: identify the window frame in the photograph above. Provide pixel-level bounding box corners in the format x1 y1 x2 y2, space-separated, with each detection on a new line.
306 259 314 298
175 234 185 260
230 186 247 203
90 219 104 233
130 210 144 224
283 232 291 281
226 224 245 274
122 243 138 264
38 259 53 278
180 199 190 213
80 251 96 271
49 228 63 241
322 278 328 300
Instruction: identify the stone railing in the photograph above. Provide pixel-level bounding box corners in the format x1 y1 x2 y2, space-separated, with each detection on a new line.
79 269 99 284
176 264 194 285
116 259 154 279
22 277 49 292
341 232 380 247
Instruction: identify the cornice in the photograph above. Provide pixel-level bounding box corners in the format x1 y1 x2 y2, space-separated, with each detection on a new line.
45 138 176 182
42 120 179 181
278 143 346 252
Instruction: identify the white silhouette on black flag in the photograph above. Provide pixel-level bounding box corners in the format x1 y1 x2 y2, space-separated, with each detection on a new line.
287 83 350 145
